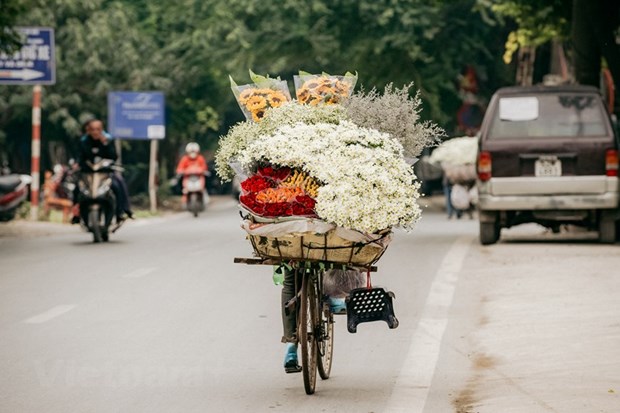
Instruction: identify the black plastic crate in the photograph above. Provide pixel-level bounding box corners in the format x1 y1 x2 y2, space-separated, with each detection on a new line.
345 287 399 333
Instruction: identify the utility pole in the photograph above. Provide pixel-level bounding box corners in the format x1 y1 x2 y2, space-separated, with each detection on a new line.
30 85 41 220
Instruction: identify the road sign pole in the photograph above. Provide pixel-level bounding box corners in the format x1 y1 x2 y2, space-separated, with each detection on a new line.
149 139 158 213
30 85 42 221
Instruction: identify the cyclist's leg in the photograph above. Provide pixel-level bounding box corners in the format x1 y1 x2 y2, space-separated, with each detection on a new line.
282 268 301 372
281 268 297 343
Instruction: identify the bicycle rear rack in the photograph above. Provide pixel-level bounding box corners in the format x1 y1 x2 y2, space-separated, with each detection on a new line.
345 287 399 333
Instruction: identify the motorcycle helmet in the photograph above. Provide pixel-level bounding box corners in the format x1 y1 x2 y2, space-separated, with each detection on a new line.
185 142 200 159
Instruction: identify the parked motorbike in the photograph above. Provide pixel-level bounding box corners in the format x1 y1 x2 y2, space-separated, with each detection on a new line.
0 174 32 221
181 166 209 217
51 161 76 201
76 158 121 242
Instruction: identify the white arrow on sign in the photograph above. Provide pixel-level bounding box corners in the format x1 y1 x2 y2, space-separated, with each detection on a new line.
0 68 45 80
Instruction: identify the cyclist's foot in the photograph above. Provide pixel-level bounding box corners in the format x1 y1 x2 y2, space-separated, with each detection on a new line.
284 343 301 374
71 215 80 225
329 297 347 314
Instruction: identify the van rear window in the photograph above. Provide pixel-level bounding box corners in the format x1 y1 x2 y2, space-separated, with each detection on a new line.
489 94 607 138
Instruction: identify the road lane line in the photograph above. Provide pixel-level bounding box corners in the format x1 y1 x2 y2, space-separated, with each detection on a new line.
386 235 472 413
121 267 157 278
24 305 76 324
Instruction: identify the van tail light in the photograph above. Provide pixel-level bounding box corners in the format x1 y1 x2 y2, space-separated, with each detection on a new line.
606 149 619 176
478 151 492 181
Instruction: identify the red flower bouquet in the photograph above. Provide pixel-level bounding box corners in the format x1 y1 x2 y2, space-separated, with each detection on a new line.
239 165 319 218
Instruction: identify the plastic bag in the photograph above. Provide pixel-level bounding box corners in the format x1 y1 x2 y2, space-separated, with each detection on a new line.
322 269 365 298
444 163 476 185
450 184 471 210
468 185 479 206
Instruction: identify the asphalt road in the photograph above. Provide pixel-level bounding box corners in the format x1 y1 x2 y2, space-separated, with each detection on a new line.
0 196 618 412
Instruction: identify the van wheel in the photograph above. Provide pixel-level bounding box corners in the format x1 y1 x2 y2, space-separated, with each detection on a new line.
480 221 500 245
599 213 616 244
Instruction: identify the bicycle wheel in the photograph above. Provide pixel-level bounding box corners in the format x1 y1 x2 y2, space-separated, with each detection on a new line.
299 271 318 394
316 297 334 380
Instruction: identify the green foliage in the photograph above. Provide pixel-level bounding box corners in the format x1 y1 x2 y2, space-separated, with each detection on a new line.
477 0 570 63
0 0 30 53
0 0 514 185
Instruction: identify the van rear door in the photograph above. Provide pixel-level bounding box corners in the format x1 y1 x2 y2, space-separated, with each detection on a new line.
480 89 616 195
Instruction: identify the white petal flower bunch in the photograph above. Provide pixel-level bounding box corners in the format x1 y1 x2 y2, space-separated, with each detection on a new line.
238 121 422 233
428 136 479 166
215 102 346 181
215 80 444 234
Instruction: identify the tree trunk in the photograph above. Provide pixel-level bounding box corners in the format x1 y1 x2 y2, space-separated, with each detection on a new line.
572 0 620 113
516 46 536 86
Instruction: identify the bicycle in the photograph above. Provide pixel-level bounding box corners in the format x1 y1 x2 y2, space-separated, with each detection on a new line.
235 257 393 394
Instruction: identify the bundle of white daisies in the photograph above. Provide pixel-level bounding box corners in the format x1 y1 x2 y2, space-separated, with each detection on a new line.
428 136 479 166
216 83 443 234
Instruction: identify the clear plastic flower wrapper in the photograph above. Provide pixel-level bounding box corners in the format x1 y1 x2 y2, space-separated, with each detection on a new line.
230 71 292 122
294 71 357 105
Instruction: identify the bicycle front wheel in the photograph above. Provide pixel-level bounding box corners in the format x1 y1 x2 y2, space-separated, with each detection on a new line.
317 301 334 380
299 272 318 394
316 270 334 379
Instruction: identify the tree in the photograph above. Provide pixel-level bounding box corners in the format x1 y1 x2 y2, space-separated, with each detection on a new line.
482 0 620 112
571 0 620 99
0 0 28 53
1 0 515 181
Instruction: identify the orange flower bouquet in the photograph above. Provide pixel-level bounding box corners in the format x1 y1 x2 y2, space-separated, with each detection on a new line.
293 71 357 105
230 70 292 122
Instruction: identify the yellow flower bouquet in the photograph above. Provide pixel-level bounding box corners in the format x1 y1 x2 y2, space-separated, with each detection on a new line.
230 70 292 122
293 71 357 105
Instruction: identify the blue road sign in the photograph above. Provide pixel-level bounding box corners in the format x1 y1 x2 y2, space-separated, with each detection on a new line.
108 91 166 140
0 27 56 85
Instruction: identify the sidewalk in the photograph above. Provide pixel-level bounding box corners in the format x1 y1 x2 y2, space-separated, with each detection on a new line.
453 237 620 412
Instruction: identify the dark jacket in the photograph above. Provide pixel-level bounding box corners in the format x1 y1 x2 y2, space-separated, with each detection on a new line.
78 132 117 169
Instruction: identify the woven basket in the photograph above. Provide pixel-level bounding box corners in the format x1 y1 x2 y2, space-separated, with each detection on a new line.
247 229 389 267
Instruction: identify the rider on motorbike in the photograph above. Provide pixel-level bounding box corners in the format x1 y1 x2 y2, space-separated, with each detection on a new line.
175 142 208 206
72 119 133 223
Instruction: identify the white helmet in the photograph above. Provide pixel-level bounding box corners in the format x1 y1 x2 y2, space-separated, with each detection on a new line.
185 142 200 155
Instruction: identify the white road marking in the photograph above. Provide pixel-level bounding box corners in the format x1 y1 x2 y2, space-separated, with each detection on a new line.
386 235 472 413
24 305 76 324
121 267 157 278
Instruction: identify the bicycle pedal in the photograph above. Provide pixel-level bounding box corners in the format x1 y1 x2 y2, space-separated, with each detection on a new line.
345 287 399 333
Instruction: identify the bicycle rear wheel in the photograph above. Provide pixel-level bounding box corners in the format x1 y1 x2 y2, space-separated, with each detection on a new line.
299 272 318 394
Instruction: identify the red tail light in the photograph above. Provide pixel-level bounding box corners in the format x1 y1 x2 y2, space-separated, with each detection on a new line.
478 151 492 181
606 149 619 177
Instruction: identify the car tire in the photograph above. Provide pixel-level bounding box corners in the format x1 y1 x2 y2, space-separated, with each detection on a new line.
480 222 500 245
599 212 616 244
479 211 500 245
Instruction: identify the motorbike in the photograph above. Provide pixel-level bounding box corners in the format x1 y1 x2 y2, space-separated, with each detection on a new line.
0 173 32 221
51 161 77 201
76 158 122 242
181 166 209 217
